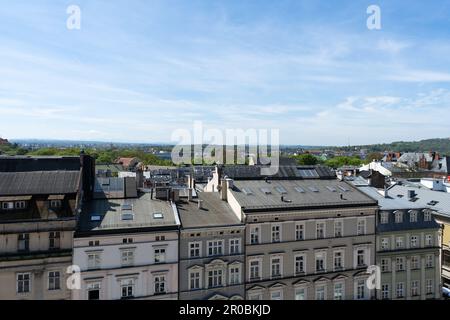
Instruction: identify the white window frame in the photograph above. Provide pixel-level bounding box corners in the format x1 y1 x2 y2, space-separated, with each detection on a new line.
189 241 201 258
396 282 404 298
294 254 306 275
333 250 344 271
410 211 418 222
271 224 282 243
411 256 419 270
396 257 405 271
425 234 433 246
295 222 305 240
270 289 283 300
154 247 166 263
380 212 389 224
207 240 224 257
381 237 390 251
250 225 261 244
315 251 327 273
48 271 61 291
294 286 307 300
228 264 241 285
316 221 326 239
396 236 404 249
87 252 101 270
357 218 366 236
380 258 390 272
270 255 283 278
381 284 390 299
410 235 418 248
249 258 262 281
188 268 202 290
426 254 434 268
315 284 326 300
17 272 31 294
333 282 344 300
153 274 167 294
411 280 419 297
334 219 343 237
229 238 241 255
395 211 403 223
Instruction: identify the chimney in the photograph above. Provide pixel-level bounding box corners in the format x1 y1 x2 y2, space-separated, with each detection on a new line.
172 188 180 202
197 199 204 210
136 168 144 188
220 179 227 201
383 186 389 198
226 178 234 189
188 188 193 202
408 189 416 199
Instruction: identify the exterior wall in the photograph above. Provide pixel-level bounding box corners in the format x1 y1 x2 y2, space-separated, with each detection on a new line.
72 230 179 300
179 226 245 300
244 206 377 300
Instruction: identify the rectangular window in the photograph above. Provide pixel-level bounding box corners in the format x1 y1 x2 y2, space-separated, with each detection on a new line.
396 282 404 298
396 237 404 249
316 222 325 239
15 201 26 209
380 212 389 224
315 252 326 272
381 258 390 272
154 275 166 294
396 257 405 271
154 248 166 263
120 279 134 298
48 271 61 291
229 266 240 285
426 279 434 294
410 211 417 222
49 232 61 250
334 251 343 270
410 235 418 248
87 253 101 270
411 256 419 270
189 242 201 258
229 239 241 255
411 280 419 297
315 285 326 300
189 271 201 290
249 260 261 280
395 212 403 223
381 238 389 251
295 255 305 275
87 282 100 300
295 223 305 240
2 202 14 210
121 250 134 266
295 287 306 300
426 254 434 268
207 269 223 288
207 240 224 256
357 219 366 236
271 225 281 243
356 280 365 299
270 257 282 278
249 293 262 300
17 273 31 293
334 283 344 300
424 212 432 222
334 220 343 237
270 290 282 300
49 200 62 209
18 233 30 252
357 249 366 267
381 284 390 299
425 234 433 246
250 226 260 244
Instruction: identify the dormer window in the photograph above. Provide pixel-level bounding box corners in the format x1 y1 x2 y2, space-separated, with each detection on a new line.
1 202 14 210
15 201 27 209
394 211 403 223
49 200 62 209
121 204 134 221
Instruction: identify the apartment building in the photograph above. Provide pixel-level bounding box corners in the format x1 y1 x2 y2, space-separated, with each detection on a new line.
72 191 180 300
177 191 245 300
358 186 441 300
210 166 379 300
0 170 82 299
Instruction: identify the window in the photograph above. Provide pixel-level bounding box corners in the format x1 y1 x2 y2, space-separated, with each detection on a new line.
316 222 325 239
295 223 305 240
334 282 344 300
396 282 404 298
295 287 306 300
120 250 134 266
2 202 14 210
154 275 166 294
356 280 365 299
381 238 390 251
426 254 434 268
189 270 201 290
18 233 29 252
229 239 241 255
334 220 343 237
87 252 101 270
153 212 164 219
357 249 366 267
49 200 62 209
426 279 434 294
249 260 261 280
333 251 343 270
248 293 263 300
295 255 305 275
87 282 100 300
410 235 418 248
49 232 60 250
120 279 134 298
17 273 31 293
271 224 281 243
189 242 201 258
396 257 405 272
411 256 419 270
315 252 326 272
315 285 326 300
123 238 133 244
270 290 283 300
250 226 260 244
381 284 390 299
208 269 223 288
395 211 403 223
155 235 166 241
207 240 223 256
380 212 389 224
410 211 417 222
270 256 282 278
48 271 60 291
88 240 100 247
424 211 432 222
396 236 404 249
381 258 390 272
357 218 366 235
15 201 26 209
154 248 166 263
229 265 240 285
411 280 419 297
425 234 433 246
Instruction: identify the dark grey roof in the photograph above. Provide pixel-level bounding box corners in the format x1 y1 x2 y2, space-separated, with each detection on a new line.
77 192 179 234
222 165 335 180
230 179 377 211
0 156 81 172
0 171 80 196
177 192 243 229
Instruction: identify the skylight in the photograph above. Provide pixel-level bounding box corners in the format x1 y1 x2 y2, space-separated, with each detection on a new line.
326 186 336 192
427 200 439 206
260 187 272 195
91 215 101 221
308 186 319 192
153 212 164 219
275 186 287 194
294 186 305 193
242 187 253 195
298 169 319 178
338 185 349 192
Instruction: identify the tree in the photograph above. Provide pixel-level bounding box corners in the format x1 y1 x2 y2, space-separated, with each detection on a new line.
296 154 319 165
366 152 383 163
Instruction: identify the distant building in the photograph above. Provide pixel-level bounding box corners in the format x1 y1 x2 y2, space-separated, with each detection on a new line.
0 137 9 145
114 157 140 171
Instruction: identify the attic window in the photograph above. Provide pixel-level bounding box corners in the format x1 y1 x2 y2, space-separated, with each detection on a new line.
275 186 287 194
260 187 272 195
242 188 253 195
338 185 349 192
91 215 101 221
298 169 319 178
294 186 305 193
427 200 439 206
121 204 134 221
153 212 164 219
326 186 336 192
308 186 319 192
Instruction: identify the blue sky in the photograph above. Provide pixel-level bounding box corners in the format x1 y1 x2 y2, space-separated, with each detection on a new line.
1 0 450 145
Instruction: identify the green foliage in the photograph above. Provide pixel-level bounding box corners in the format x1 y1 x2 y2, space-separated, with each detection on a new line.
366 152 383 162
324 156 363 169
293 153 319 165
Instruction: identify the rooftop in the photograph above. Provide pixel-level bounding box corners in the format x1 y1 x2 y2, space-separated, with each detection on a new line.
0 155 81 172
0 171 80 196
222 165 336 180
230 179 377 211
177 192 242 229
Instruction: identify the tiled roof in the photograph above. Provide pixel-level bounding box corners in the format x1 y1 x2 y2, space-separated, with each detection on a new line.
0 156 81 172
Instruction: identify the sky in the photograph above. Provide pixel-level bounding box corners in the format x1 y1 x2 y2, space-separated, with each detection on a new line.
1 0 450 145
